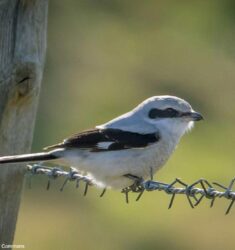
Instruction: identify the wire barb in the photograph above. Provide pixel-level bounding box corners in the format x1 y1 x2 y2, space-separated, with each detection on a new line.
100 188 107 197
26 164 235 214
27 164 93 193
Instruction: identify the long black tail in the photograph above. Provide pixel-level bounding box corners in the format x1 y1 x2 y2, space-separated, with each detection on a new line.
0 152 58 164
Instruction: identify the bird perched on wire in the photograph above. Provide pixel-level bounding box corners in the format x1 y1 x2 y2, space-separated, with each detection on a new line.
0 95 203 190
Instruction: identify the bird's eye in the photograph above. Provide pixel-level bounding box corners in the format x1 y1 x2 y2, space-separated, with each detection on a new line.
165 108 179 117
148 108 179 119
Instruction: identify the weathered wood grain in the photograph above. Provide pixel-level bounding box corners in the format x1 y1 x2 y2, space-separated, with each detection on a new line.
0 0 48 245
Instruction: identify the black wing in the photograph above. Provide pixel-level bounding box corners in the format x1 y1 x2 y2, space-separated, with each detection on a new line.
44 128 160 152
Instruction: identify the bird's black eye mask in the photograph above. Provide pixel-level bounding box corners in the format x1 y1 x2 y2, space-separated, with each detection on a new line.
148 108 185 119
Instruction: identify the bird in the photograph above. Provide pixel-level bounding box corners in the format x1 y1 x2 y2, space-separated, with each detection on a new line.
0 95 203 190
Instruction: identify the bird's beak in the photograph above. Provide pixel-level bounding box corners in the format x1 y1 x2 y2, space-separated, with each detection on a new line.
188 111 204 121
181 111 203 121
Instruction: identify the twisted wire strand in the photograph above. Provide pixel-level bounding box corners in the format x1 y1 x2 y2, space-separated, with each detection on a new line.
26 164 235 214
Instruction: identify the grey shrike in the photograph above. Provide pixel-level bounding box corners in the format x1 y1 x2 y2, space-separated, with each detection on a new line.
0 95 203 189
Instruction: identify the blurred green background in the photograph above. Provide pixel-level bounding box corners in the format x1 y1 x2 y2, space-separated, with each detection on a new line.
14 0 235 249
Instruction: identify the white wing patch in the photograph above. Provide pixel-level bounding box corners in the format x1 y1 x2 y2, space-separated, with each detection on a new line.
97 142 114 149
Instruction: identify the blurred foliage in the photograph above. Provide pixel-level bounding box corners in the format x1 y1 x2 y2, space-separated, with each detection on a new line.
14 0 235 249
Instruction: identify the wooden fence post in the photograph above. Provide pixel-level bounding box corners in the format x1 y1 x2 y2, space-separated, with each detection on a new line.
0 0 48 245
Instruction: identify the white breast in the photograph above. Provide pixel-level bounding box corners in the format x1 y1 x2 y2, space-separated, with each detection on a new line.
57 133 179 189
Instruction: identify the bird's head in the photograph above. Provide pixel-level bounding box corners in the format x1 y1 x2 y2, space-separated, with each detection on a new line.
98 95 203 138
137 95 203 137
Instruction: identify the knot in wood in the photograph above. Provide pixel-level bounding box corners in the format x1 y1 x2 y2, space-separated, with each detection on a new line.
12 62 39 102
17 76 31 96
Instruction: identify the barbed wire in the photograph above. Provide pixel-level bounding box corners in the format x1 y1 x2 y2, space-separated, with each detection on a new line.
27 164 235 214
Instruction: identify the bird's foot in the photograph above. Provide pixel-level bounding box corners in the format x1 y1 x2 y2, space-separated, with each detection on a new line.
123 174 145 193
121 174 145 203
